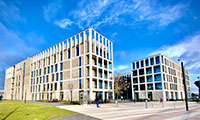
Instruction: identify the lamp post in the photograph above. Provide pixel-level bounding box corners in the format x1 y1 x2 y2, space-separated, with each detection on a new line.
197 77 200 99
178 59 189 111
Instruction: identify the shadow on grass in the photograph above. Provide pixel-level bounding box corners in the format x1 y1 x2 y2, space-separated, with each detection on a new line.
2 107 20 120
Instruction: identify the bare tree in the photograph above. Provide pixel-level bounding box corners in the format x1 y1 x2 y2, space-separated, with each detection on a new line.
114 73 130 100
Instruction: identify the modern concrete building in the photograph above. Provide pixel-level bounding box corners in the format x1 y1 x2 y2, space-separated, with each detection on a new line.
4 28 114 102
131 54 190 101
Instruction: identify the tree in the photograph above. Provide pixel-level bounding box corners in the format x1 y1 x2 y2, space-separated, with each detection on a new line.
114 73 130 100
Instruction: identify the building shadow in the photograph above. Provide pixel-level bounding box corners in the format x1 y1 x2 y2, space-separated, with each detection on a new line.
2 107 20 120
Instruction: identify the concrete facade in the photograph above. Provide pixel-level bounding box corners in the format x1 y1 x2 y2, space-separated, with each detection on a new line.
131 54 190 101
4 28 114 102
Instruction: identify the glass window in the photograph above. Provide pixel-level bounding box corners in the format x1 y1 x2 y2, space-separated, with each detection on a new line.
79 68 81 77
154 66 161 73
52 74 54 81
139 77 145 83
154 74 161 81
136 61 139 68
60 63 63 71
79 57 81 66
147 84 153 90
145 59 149 66
99 80 102 89
60 72 63 80
133 85 138 91
60 82 63 90
48 66 50 74
146 67 152 74
76 47 79 56
54 55 56 63
46 75 48 82
139 69 144 75
60 53 63 61
68 50 71 59
79 79 81 89
140 84 145 90
56 73 59 81
39 69 41 75
104 81 108 89
133 78 138 83
100 49 102 56
141 60 144 67
55 83 57 91
150 58 154 65
55 64 57 72
132 63 135 69
147 76 153 82
44 67 46 74
43 76 45 83
156 56 160 64
155 83 162 90
132 70 137 76
96 48 98 55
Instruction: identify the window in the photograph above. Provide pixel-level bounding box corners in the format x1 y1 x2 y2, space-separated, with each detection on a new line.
155 83 162 90
147 76 153 82
147 84 153 90
39 69 41 75
139 69 144 75
133 85 138 91
154 66 161 73
60 63 63 71
51 83 53 91
44 67 46 74
100 49 102 56
48 57 50 65
48 66 50 74
46 75 48 82
132 63 135 69
60 72 63 80
40 77 42 83
136 61 139 68
104 81 108 89
60 52 63 61
133 78 138 83
156 56 160 64
96 48 98 55
54 55 56 63
154 74 161 81
109 82 112 89
43 76 45 83
55 64 57 72
68 50 71 59
56 73 59 81
145 59 149 66
139 77 145 83
60 82 63 90
141 60 144 67
140 84 145 90
150 58 154 65
52 74 54 81
132 70 137 76
47 84 49 91
79 57 81 66
99 80 102 89
79 68 81 77
79 79 81 89
51 65 53 73
146 67 152 74
76 47 79 56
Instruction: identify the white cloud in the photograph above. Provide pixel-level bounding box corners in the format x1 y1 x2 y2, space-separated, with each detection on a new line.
114 65 128 71
54 19 73 29
151 32 200 93
43 0 62 22
0 0 25 22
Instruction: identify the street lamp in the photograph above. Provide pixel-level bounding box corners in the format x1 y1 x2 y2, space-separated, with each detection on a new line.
197 77 200 99
178 59 189 111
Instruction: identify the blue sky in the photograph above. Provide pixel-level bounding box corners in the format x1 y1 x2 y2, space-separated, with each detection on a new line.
0 0 200 93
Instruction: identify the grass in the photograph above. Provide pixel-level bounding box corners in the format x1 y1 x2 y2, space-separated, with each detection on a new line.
0 100 76 120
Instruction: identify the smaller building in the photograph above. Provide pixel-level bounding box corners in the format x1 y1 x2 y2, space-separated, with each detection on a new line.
131 54 190 101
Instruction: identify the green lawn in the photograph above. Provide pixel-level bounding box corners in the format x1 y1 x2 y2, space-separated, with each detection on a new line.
0 100 76 120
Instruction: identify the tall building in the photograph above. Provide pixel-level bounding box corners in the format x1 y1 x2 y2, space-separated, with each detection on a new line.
4 28 114 102
131 54 190 101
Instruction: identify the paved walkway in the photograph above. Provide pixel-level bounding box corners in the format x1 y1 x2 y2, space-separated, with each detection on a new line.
56 101 200 120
